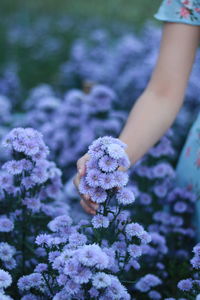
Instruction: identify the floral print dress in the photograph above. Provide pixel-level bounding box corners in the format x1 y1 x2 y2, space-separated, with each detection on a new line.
154 0 200 25
154 0 200 238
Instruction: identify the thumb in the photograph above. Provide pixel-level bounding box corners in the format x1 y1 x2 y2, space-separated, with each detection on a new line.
77 154 90 176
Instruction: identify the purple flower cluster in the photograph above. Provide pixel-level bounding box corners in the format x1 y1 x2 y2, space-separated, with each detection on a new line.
24 85 125 182
0 127 67 213
191 244 200 269
0 269 13 299
0 242 16 271
19 213 133 299
135 274 162 293
79 136 134 206
178 244 200 297
0 128 68 298
2 127 49 160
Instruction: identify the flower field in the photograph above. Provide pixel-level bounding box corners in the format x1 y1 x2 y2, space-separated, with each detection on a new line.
0 5 200 300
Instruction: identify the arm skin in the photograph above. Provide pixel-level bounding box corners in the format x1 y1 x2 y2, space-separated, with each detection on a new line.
119 22 200 164
74 22 200 215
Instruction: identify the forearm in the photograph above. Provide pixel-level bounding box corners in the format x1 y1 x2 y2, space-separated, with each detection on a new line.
119 23 200 165
119 88 184 164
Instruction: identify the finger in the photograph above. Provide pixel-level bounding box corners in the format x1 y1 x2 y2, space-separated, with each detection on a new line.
118 166 128 172
80 199 96 215
83 198 99 210
73 173 81 190
77 154 90 176
73 174 93 202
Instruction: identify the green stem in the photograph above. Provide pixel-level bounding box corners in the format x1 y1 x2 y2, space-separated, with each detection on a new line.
42 273 54 297
22 207 26 274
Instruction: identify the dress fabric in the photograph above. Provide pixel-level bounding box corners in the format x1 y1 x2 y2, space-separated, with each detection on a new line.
154 0 200 25
154 0 200 239
175 114 200 239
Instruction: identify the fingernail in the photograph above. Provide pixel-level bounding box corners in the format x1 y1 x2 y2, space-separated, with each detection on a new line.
78 168 82 174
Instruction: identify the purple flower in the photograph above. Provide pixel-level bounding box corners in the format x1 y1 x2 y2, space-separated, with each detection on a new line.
0 217 14 232
153 184 167 198
152 162 175 178
128 244 142 258
89 287 100 298
92 215 110 228
98 155 118 172
3 128 49 160
18 273 43 291
125 223 145 239
148 290 161 299
178 278 193 291
35 234 52 247
174 201 187 213
86 157 99 170
21 176 36 190
107 143 126 159
2 160 23 175
140 193 152 205
112 171 128 188
191 256 200 269
88 85 115 112
31 166 48 184
79 177 94 195
105 276 129 299
0 269 12 289
92 272 111 289
140 231 152 244
22 197 41 212
62 279 81 295
136 274 162 292
3 258 17 270
193 244 200 256
90 187 107 203
77 244 108 269
48 215 72 233
20 159 33 171
73 266 92 284
0 172 13 188
68 233 87 247
98 173 115 190
116 187 135 205
34 263 48 273
48 251 61 263
88 138 105 159
0 243 15 262
63 259 79 276
86 169 101 187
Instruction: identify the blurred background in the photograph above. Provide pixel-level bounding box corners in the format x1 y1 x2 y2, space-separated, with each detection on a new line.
0 0 161 94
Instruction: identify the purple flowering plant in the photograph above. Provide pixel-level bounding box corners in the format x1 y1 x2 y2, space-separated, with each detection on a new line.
177 243 200 298
24 84 125 182
126 129 197 298
18 136 152 299
0 127 68 298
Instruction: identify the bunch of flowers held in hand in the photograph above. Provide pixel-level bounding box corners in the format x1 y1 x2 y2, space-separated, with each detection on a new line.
18 137 152 299
79 136 133 206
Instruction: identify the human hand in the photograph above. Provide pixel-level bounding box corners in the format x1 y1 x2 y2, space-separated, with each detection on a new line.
73 153 99 215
